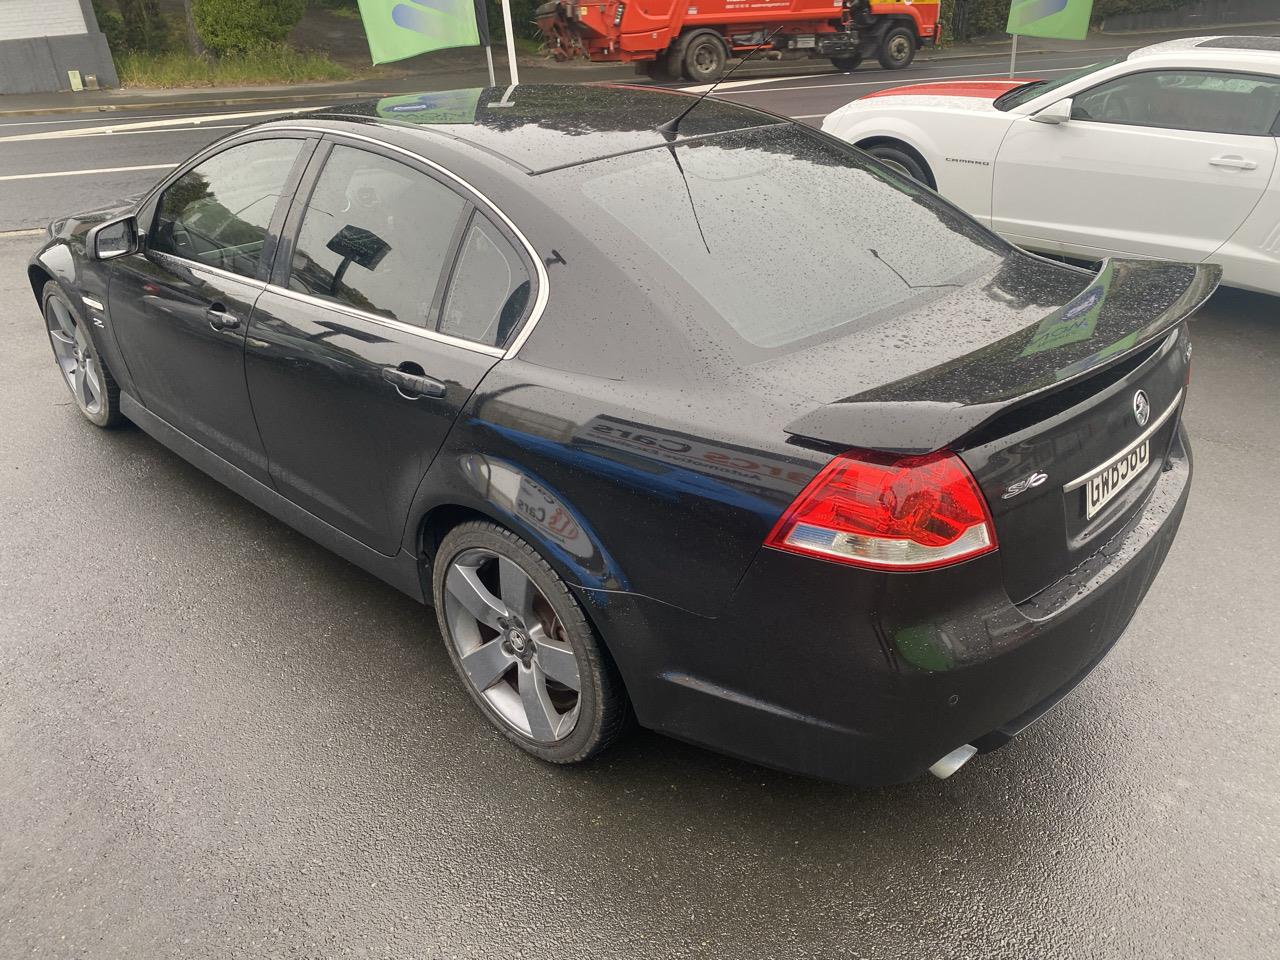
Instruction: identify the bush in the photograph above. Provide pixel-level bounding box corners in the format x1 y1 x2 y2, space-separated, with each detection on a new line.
942 0 1199 42
193 0 308 55
114 44 352 86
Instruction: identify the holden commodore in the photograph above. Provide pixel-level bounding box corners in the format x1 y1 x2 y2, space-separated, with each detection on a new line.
28 85 1216 784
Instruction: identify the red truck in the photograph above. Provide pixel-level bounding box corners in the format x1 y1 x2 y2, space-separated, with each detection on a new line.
536 0 941 83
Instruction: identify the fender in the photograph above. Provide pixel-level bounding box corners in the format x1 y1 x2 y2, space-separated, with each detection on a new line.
826 113 999 222
28 230 142 400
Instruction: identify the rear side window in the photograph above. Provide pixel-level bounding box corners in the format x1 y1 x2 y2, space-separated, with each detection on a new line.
568 125 1005 351
439 214 532 348
1071 70 1280 135
150 138 302 278
288 144 467 326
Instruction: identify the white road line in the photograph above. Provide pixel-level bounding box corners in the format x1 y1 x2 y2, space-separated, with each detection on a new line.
0 111 193 128
682 72 829 93
0 228 48 237
711 65 1083 97
0 106 317 143
0 163 176 182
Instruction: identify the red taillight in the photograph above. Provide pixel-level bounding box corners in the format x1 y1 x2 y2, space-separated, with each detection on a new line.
765 449 997 572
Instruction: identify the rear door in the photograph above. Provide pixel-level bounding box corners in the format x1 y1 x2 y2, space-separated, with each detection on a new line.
245 138 537 556
992 69 1280 261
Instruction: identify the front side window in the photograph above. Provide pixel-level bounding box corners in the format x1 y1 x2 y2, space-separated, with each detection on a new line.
288 145 467 326
150 138 302 278
439 215 532 348
1071 70 1280 135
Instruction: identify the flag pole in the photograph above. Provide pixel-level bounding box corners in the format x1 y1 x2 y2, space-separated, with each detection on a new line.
500 0 519 86
1009 32 1018 78
485 45 496 86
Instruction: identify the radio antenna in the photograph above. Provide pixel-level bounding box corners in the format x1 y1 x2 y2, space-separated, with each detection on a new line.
657 25 786 140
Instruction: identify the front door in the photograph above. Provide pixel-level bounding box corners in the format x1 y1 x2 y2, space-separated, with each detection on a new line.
108 136 311 483
992 69 1280 261
245 140 536 555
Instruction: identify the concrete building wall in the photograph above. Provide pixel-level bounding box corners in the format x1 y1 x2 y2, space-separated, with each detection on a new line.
0 0 88 40
0 0 118 95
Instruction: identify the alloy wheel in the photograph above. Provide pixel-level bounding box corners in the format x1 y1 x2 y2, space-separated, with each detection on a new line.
442 547 583 743
46 297 104 417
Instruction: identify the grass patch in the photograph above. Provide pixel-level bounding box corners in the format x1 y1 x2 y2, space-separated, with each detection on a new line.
115 45 353 88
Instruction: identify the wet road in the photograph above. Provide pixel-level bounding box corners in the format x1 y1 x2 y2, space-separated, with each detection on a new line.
2 245 1279 956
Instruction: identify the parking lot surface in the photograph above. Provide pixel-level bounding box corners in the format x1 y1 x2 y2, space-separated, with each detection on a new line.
2 224 1278 956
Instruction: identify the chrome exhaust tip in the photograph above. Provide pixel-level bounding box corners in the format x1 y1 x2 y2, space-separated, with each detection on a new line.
928 744 978 780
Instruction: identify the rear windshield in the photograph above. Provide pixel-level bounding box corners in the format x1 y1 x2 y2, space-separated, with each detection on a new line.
558 125 1007 352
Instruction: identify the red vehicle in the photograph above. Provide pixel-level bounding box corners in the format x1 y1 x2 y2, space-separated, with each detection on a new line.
536 0 940 82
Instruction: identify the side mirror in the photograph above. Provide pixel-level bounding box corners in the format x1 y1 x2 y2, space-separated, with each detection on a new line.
86 216 139 261
1031 98 1073 125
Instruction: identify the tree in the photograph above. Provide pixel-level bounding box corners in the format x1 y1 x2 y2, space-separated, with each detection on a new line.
193 0 307 56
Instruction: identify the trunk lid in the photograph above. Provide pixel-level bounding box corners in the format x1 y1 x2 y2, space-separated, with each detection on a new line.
780 256 1218 602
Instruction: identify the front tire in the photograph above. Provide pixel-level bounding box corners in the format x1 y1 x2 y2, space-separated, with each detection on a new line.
42 281 123 428
865 143 932 186
432 520 630 764
878 25 916 70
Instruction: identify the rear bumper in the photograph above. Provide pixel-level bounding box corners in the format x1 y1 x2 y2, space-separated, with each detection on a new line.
578 424 1192 786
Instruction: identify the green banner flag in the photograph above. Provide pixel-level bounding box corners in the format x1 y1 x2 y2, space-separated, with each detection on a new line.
357 0 484 65
1007 0 1094 41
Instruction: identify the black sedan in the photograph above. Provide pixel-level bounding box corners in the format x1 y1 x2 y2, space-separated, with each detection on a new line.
28 85 1217 785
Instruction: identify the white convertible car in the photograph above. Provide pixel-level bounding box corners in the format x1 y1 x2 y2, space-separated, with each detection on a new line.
823 36 1280 295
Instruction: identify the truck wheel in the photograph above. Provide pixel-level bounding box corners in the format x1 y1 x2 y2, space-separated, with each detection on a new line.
639 57 679 83
830 54 863 72
878 25 916 70
682 32 727 83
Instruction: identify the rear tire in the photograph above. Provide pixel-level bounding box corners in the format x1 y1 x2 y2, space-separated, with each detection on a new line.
830 54 863 72
432 520 631 765
877 25 916 70
41 281 123 429
681 31 728 83
865 143 932 186
639 55 680 83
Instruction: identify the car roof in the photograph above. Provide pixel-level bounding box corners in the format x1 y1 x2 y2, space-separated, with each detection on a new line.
309 84 784 173
1130 35 1280 65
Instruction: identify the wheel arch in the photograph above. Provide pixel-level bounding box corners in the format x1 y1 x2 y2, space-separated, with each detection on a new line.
28 262 55 304
409 461 631 605
856 135 938 189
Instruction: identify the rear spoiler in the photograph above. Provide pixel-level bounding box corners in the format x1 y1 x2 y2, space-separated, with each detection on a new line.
784 259 1220 454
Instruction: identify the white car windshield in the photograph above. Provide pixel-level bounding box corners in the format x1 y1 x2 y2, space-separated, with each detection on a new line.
995 58 1125 110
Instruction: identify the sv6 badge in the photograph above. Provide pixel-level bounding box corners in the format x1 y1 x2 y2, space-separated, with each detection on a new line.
1002 471 1049 500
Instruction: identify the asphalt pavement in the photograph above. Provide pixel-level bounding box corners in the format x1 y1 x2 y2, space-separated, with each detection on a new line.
2 40 1279 960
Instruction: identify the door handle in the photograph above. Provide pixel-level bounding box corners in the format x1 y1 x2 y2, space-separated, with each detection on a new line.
206 303 241 330
381 365 447 399
1209 155 1258 170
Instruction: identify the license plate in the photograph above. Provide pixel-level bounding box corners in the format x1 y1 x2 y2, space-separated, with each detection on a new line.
1083 438 1150 519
